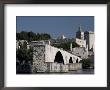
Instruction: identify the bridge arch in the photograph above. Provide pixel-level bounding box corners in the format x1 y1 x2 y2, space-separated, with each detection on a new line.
54 51 64 64
69 57 73 63
76 58 78 63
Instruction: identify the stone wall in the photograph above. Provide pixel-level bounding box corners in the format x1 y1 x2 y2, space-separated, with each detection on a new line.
75 38 86 48
46 62 68 72
46 62 82 72
68 63 82 71
32 45 47 73
72 47 88 59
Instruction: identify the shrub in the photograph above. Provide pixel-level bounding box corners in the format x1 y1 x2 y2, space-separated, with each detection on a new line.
80 59 91 69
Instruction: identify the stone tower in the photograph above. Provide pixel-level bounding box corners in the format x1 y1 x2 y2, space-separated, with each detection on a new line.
84 31 94 51
76 26 84 40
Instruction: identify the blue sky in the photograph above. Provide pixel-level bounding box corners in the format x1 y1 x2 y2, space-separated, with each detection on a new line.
16 16 94 39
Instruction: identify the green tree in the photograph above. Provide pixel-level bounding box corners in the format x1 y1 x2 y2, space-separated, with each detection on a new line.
16 31 51 41
52 41 79 51
16 42 33 74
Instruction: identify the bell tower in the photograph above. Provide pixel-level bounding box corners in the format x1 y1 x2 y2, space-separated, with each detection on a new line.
76 26 84 40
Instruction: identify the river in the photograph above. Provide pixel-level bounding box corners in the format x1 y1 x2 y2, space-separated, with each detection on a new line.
68 69 94 74
43 69 94 74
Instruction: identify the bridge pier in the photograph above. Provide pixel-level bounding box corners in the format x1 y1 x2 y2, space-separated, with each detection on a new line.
32 45 47 73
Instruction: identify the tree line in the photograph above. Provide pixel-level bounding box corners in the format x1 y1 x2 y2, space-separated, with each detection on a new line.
16 31 51 41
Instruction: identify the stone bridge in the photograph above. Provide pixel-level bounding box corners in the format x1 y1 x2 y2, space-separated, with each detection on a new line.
45 44 82 64
31 41 82 73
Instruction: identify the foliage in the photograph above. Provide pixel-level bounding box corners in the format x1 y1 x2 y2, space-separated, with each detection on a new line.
52 41 79 51
16 31 51 41
16 42 33 74
79 59 91 69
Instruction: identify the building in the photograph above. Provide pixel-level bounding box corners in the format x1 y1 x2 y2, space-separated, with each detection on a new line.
70 41 88 59
73 26 94 59
71 47 88 59
76 26 84 40
75 26 86 48
75 26 94 52
84 31 94 51
75 38 86 48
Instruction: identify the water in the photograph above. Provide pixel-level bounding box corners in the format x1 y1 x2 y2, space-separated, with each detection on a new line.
42 69 94 74
68 69 94 74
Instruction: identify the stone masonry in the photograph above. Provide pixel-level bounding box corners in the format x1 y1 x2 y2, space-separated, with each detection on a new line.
31 41 82 73
32 45 47 73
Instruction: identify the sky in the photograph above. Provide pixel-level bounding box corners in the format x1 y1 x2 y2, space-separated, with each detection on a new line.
16 16 94 39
